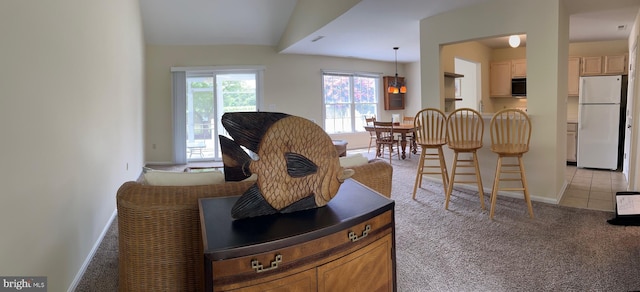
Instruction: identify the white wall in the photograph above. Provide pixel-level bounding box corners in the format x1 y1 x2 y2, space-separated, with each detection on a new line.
420 0 569 202
145 45 408 161
0 1 145 291
628 11 640 190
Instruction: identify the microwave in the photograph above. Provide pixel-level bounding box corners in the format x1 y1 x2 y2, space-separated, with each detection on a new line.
511 78 526 97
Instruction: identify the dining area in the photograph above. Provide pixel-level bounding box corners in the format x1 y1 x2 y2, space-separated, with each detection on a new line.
360 108 534 219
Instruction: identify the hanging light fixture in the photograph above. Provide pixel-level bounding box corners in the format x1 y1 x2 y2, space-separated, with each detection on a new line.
388 47 407 94
508 35 521 48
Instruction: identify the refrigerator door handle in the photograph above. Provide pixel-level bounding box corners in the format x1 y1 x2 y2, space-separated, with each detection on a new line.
579 105 583 130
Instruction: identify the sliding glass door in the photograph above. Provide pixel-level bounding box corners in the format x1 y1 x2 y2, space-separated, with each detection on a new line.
185 71 258 162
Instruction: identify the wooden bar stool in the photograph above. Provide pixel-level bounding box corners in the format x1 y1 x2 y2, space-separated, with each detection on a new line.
445 108 485 210
412 108 449 199
489 109 534 219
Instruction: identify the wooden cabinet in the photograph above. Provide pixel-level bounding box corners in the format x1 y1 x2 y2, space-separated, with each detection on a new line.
581 55 627 76
383 76 405 110
490 61 512 97
604 55 627 75
568 57 581 96
567 122 577 163
511 59 527 78
199 179 396 292
581 56 603 76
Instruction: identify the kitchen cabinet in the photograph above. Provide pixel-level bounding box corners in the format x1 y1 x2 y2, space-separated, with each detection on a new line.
568 57 581 96
490 61 512 97
604 55 627 75
581 56 603 76
383 76 405 110
200 179 396 292
581 54 628 76
567 122 577 163
511 59 527 78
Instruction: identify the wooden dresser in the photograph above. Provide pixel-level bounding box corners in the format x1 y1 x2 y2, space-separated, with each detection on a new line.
198 179 396 291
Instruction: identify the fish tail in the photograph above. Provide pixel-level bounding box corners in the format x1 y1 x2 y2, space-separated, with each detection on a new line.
219 135 253 181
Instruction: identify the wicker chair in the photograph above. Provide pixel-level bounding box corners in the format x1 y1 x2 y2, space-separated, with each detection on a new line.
489 108 534 219
445 108 485 210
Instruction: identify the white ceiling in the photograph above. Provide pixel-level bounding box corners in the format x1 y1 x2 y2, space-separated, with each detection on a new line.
139 0 640 63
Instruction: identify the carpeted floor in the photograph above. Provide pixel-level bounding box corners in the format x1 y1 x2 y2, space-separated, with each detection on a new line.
75 156 640 291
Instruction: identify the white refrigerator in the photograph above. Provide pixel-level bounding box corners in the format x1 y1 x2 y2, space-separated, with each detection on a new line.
577 75 622 170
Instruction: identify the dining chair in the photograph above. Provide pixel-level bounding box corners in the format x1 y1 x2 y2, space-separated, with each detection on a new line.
412 108 449 199
373 121 400 164
445 108 485 210
365 116 377 153
489 108 534 219
403 116 416 156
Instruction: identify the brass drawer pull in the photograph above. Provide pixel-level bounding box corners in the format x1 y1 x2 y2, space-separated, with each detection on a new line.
251 254 282 273
348 224 371 242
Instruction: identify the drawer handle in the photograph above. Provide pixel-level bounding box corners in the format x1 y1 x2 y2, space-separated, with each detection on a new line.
348 224 371 242
251 254 282 273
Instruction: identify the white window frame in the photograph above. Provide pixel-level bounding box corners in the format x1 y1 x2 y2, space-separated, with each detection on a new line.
322 70 380 134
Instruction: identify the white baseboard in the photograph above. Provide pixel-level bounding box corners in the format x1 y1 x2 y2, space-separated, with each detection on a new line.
67 210 117 292
420 176 558 205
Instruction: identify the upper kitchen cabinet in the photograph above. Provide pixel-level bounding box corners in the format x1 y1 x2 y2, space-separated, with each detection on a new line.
511 59 527 78
581 56 603 76
581 54 628 76
490 61 512 97
383 76 405 110
604 55 627 75
568 57 581 96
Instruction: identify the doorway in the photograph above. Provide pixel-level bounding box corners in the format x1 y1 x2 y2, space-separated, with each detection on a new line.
454 58 482 111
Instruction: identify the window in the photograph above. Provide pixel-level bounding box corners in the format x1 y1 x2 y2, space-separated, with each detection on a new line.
322 72 379 134
172 66 263 163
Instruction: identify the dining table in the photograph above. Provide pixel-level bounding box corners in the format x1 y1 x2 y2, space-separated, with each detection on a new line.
364 123 417 159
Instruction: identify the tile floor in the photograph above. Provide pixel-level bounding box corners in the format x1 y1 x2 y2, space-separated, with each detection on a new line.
560 165 627 212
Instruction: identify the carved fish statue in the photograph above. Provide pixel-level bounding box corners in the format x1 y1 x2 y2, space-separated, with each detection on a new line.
219 112 355 219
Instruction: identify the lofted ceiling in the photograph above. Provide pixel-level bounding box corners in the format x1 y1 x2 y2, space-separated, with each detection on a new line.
139 0 640 63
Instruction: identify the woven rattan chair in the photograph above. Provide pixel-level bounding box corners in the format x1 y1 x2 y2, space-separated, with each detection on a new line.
412 108 449 199
489 109 534 219
445 108 485 210
373 121 400 164
365 116 377 153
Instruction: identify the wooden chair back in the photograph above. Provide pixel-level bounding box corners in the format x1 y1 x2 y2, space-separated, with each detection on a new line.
413 108 447 146
373 121 396 142
446 108 484 150
490 109 531 154
365 116 376 126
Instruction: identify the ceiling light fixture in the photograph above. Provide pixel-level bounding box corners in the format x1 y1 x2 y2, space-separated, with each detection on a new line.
508 35 521 48
388 47 407 94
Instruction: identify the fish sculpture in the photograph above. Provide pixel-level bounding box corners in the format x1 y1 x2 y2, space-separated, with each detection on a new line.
219 112 355 219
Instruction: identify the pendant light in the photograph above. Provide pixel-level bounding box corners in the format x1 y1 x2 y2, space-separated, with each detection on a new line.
388 47 407 94
508 35 521 48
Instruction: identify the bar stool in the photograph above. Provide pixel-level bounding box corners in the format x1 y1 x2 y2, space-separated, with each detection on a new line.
489 109 534 219
445 108 485 210
412 108 449 199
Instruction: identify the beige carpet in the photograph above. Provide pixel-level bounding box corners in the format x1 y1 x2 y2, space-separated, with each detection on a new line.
75 155 640 291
